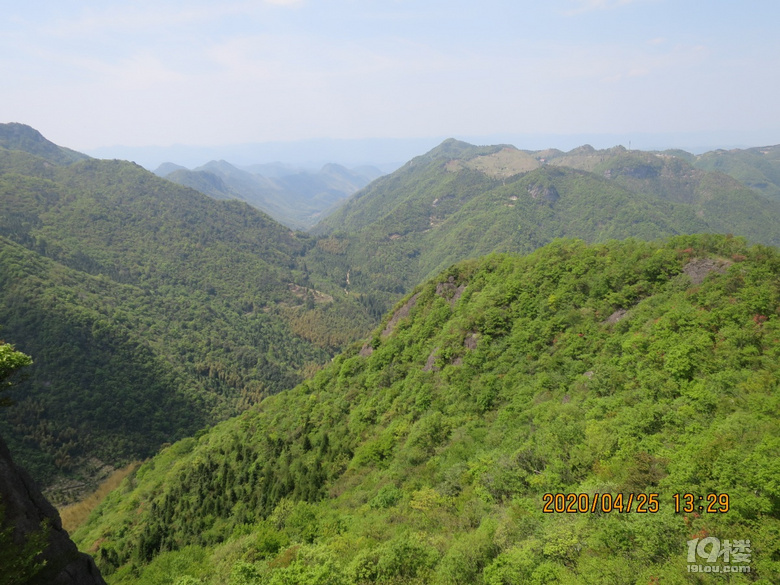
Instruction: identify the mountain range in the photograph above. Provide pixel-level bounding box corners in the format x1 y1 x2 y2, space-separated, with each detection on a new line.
310 139 780 296
1 123 779 583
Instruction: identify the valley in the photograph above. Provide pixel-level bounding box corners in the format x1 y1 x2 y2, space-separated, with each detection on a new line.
157 159 382 231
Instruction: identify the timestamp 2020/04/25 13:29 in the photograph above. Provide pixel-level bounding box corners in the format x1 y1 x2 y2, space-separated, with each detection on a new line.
541 492 730 514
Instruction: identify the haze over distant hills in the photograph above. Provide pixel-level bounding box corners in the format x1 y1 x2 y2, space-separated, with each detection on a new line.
156 159 383 230
84 129 780 172
86 137 432 172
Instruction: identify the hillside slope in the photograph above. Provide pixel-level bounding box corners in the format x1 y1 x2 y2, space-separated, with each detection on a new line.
548 145 780 240
75 235 780 584
0 126 378 495
693 145 780 202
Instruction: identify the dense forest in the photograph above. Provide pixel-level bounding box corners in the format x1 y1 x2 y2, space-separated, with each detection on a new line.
2 125 780 583
693 145 780 203
0 126 384 496
73 235 780 583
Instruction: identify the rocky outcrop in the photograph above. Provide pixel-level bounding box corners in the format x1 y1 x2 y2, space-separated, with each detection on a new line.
381 292 421 338
527 181 560 204
0 434 106 585
683 257 731 285
435 276 467 306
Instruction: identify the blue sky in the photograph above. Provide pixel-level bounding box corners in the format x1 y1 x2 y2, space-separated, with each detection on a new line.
2 0 779 156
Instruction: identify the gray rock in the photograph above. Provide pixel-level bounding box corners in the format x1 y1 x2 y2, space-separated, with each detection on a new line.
0 434 106 585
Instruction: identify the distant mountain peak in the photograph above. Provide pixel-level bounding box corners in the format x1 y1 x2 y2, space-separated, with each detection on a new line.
568 144 596 154
410 139 508 167
153 162 187 177
320 162 349 173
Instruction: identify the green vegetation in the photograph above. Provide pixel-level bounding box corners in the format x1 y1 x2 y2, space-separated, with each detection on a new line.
3 129 780 502
312 139 506 237
3 127 780 582
694 145 780 202
0 127 379 495
0 341 32 407
74 235 780 583
0 122 87 166
309 140 780 299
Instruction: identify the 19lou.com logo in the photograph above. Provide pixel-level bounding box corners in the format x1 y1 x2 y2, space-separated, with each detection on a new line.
687 537 752 573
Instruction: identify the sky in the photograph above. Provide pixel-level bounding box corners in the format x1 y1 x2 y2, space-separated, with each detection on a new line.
3 0 780 163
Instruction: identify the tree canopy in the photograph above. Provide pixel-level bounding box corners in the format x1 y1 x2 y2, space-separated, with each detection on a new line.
0 341 32 407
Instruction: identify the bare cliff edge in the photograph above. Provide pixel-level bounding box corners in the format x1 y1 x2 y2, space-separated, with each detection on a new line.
0 435 105 585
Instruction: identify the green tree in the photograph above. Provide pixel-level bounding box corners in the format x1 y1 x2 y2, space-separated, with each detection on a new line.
0 341 32 407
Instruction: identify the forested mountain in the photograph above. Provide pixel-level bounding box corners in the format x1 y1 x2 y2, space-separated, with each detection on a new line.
544 143 780 211
160 159 381 230
0 125 381 496
74 235 780 583
693 144 780 202
309 139 780 296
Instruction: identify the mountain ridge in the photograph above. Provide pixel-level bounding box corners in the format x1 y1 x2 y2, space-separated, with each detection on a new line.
0 125 778 582
0 123 89 166
307 139 780 301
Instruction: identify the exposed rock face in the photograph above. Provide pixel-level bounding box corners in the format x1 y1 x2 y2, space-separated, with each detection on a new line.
683 257 731 285
381 292 421 338
423 348 440 372
604 308 628 325
0 434 106 585
464 333 478 350
435 276 467 306
527 182 560 204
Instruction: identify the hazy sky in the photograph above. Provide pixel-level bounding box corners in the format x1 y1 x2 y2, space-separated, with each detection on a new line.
3 0 779 152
